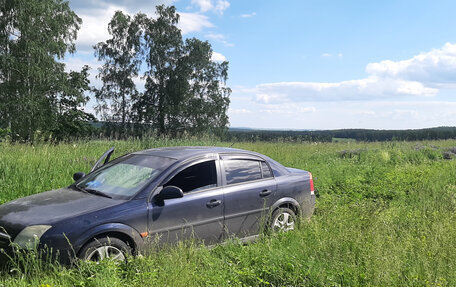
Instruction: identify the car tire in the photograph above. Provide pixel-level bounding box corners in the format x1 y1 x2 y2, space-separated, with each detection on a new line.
270 207 297 232
78 237 131 262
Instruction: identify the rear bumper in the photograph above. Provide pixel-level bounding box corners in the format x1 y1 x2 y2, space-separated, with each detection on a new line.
301 194 316 218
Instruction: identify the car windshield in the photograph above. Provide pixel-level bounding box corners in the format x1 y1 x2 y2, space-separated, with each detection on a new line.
76 154 176 199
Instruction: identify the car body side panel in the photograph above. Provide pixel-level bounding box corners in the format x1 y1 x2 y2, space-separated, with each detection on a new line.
222 178 277 238
274 171 315 218
39 199 148 262
146 157 224 245
40 223 144 264
73 222 144 252
270 197 302 214
148 187 224 244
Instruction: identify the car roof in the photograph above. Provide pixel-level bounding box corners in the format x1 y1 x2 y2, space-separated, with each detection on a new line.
132 146 261 161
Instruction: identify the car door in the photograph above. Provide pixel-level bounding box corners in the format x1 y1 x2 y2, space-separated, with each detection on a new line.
147 158 224 245
91 147 115 172
221 155 277 238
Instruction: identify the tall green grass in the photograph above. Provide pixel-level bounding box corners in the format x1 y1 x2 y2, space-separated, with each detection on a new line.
1 139 456 286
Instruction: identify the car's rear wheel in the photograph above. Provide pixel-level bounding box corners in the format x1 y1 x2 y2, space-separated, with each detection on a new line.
78 237 131 262
270 207 297 232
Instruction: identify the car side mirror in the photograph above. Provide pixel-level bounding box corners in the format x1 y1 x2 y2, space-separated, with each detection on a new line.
73 172 86 182
155 186 183 201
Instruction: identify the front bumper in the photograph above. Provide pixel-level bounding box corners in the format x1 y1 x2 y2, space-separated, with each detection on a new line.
0 230 76 266
0 230 11 251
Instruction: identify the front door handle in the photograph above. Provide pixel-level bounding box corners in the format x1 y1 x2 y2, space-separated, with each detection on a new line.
260 189 272 197
206 199 221 208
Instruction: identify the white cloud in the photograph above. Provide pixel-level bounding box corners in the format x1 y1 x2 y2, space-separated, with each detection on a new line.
259 103 316 115
74 2 215 52
191 0 213 12
240 12 256 18
333 101 456 129
366 42 456 86
228 92 456 130
214 0 230 14
255 92 287 104
211 51 227 62
75 5 126 52
229 108 252 114
178 12 214 34
228 95 319 129
247 43 456 104
69 0 174 12
227 43 456 129
253 78 437 103
205 32 234 47
191 0 230 14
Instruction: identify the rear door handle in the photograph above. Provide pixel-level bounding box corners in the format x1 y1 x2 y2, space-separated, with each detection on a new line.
259 189 272 197
206 199 221 208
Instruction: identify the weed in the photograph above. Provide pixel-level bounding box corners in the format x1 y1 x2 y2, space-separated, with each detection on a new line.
1 139 456 286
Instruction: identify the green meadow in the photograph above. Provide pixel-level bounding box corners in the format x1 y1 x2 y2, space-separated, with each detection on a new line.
1 138 456 286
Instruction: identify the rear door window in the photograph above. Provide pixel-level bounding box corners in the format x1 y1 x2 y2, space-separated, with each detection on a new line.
261 162 273 178
223 159 262 185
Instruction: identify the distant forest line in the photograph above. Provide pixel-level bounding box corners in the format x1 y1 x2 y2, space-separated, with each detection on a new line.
85 123 456 142
226 126 456 142
3 122 455 143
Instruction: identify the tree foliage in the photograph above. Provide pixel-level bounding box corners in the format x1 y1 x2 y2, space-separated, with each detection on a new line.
0 0 92 142
176 38 230 136
93 11 142 137
51 65 95 141
135 6 183 135
98 5 231 137
0 2 231 142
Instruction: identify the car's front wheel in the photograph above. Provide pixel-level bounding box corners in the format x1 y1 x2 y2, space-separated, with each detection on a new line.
270 207 297 232
78 237 131 262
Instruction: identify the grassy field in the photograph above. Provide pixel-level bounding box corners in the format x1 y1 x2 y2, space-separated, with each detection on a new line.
1 138 456 286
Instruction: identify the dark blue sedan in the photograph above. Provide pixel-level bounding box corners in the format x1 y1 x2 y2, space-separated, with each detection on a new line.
0 146 315 263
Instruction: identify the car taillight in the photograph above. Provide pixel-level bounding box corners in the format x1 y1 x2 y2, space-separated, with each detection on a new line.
309 172 315 195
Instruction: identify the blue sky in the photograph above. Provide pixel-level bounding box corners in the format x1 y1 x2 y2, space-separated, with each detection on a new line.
66 0 456 130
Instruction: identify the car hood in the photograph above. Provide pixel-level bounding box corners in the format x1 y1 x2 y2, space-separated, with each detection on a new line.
0 187 124 238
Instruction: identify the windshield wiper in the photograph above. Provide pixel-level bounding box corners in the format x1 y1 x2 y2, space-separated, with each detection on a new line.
72 184 86 193
73 185 112 199
84 188 112 199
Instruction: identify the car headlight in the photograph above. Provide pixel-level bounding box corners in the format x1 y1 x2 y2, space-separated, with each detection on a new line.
13 225 52 249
